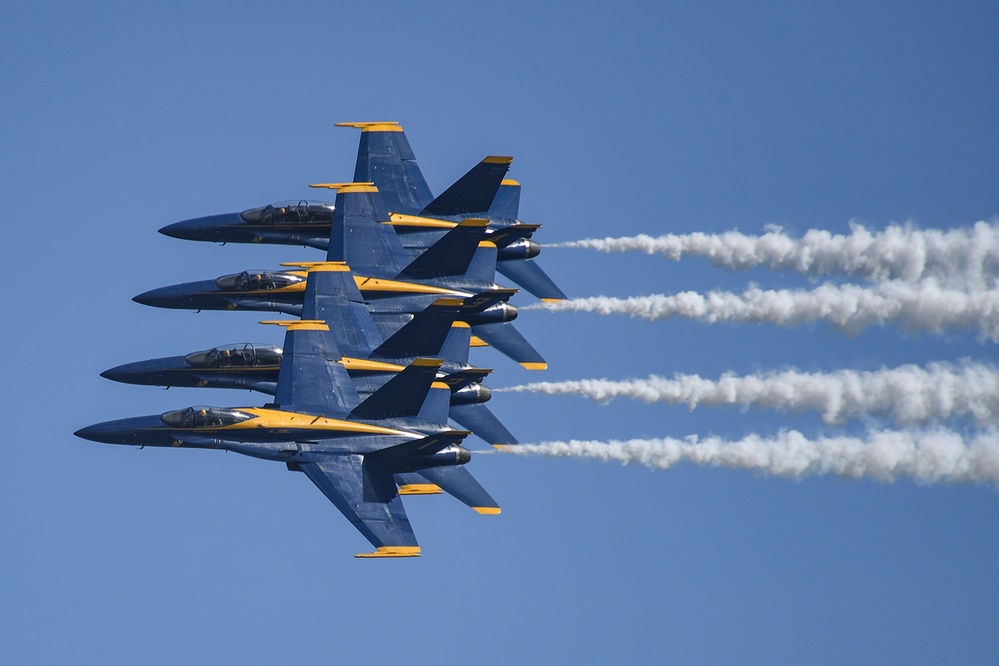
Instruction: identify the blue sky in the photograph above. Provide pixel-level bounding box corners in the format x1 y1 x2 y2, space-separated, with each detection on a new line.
2 1 997 663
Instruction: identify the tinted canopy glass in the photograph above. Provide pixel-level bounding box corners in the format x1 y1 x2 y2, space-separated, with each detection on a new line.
215 270 304 291
185 344 283 368
161 406 256 428
240 200 334 225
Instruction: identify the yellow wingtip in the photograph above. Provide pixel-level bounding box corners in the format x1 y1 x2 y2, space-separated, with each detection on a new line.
473 507 502 515
259 320 329 331
310 182 377 193
355 546 421 558
519 362 549 371
335 122 402 132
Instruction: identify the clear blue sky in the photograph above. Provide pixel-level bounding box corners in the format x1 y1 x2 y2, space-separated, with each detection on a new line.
2 1 997 663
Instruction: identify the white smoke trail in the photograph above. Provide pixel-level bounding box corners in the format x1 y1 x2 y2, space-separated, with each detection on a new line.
502 429 999 484
526 280 999 340
551 221 999 288
496 362 999 426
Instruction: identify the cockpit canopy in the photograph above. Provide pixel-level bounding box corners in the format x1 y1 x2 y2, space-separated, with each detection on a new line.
185 344 283 368
215 270 304 291
240 200 334 225
161 406 256 428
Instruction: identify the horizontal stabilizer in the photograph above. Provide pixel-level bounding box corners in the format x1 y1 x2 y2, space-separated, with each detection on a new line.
449 403 519 447
496 258 567 301
415 465 500 514
349 358 443 419
470 322 547 370
395 473 444 495
420 156 512 217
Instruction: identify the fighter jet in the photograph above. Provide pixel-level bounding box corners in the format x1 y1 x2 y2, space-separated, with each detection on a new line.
105 264 518 446
158 121 566 301
338 121 566 302
76 304 501 557
158 153 510 253
135 184 546 369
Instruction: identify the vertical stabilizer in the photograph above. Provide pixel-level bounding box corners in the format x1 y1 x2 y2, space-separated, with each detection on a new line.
419 156 512 217
488 179 522 222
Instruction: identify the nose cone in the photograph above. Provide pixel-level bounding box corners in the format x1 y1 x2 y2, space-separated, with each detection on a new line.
101 357 180 386
160 213 244 242
133 280 215 309
73 423 108 442
133 284 175 308
74 415 172 446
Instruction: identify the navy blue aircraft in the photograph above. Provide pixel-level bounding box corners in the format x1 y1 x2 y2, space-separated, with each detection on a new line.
136 183 546 369
106 263 518 446
77 305 501 557
338 121 566 302
159 121 566 301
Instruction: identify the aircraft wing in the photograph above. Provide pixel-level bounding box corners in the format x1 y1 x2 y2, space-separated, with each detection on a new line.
299 455 421 557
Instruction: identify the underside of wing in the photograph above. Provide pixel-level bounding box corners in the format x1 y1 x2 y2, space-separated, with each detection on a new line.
299 455 421 558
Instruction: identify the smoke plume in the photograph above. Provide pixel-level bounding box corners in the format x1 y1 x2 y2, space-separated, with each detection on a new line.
497 362 999 425
503 429 999 484
552 221 999 288
527 280 999 340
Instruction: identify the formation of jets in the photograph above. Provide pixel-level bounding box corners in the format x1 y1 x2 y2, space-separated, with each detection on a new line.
76 122 563 557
